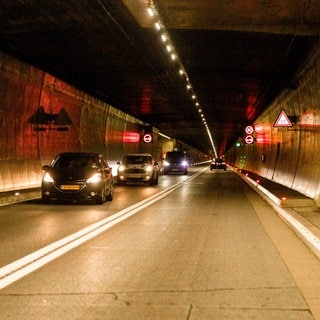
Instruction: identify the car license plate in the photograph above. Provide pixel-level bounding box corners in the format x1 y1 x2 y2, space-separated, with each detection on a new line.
128 173 143 178
60 185 80 190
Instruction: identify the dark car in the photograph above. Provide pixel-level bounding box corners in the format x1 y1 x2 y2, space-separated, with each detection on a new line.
41 152 114 204
117 153 158 185
163 151 188 175
210 158 226 170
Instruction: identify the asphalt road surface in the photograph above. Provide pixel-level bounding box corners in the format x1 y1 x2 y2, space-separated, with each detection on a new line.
1 166 320 319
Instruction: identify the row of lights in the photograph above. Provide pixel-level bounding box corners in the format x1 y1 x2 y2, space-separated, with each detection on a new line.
147 2 217 157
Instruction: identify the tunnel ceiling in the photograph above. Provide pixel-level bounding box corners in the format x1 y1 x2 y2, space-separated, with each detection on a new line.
0 0 319 155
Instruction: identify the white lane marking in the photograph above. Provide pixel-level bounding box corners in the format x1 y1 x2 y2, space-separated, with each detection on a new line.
0 168 206 290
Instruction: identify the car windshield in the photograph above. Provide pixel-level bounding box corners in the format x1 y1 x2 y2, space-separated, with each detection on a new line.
54 155 97 168
124 156 151 165
166 153 185 161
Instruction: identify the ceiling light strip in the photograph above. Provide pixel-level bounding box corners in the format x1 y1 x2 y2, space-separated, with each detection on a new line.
147 1 217 157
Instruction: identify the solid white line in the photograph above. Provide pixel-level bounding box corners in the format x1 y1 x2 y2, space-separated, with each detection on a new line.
0 168 206 290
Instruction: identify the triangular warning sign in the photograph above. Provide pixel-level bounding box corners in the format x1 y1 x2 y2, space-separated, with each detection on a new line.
273 110 292 127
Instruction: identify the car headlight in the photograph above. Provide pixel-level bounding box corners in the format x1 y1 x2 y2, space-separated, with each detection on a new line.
43 172 54 183
164 161 170 166
145 165 153 172
118 165 125 172
87 173 102 183
181 160 188 167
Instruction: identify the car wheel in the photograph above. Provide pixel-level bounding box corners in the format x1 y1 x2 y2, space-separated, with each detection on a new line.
95 187 105 205
96 195 104 204
106 186 113 201
41 194 50 204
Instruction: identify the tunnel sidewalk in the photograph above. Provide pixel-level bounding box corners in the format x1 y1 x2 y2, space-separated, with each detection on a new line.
0 187 40 206
236 168 320 260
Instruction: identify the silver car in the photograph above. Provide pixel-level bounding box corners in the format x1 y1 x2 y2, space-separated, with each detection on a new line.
117 153 158 185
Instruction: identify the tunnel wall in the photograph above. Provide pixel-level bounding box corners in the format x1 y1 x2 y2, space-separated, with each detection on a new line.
228 42 320 203
0 51 159 192
0 51 207 194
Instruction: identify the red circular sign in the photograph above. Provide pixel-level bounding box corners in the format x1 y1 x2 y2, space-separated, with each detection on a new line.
143 133 153 143
245 125 254 135
245 135 254 144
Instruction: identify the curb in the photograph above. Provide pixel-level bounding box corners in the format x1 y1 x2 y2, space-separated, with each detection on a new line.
239 172 320 260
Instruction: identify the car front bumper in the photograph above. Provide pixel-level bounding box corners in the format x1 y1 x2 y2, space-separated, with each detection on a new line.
41 182 103 202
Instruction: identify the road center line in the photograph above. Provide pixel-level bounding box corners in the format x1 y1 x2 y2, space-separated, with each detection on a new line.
0 168 205 290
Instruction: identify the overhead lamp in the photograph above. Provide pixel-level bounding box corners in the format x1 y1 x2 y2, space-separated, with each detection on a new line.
161 34 167 42
159 131 171 139
147 7 154 17
146 2 217 155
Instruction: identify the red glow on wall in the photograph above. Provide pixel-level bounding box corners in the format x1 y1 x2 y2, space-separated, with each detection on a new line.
246 94 258 120
255 134 271 145
254 123 271 134
254 124 264 133
140 86 152 114
123 132 140 143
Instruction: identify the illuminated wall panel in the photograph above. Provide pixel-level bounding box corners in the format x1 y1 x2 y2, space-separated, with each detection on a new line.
228 44 320 200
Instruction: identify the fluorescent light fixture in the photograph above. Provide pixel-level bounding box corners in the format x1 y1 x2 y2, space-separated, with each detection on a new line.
161 34 167 42
147 1 217 155
147 7 154 17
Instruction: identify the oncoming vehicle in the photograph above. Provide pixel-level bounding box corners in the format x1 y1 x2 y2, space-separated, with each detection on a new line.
163 151 188 175
41 152 114 204
117 153 159 185
210 158 226 170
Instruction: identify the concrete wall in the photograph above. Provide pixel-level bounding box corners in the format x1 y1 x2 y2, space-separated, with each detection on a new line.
0 51 207 193
228 42 320 203
0 52 152 192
